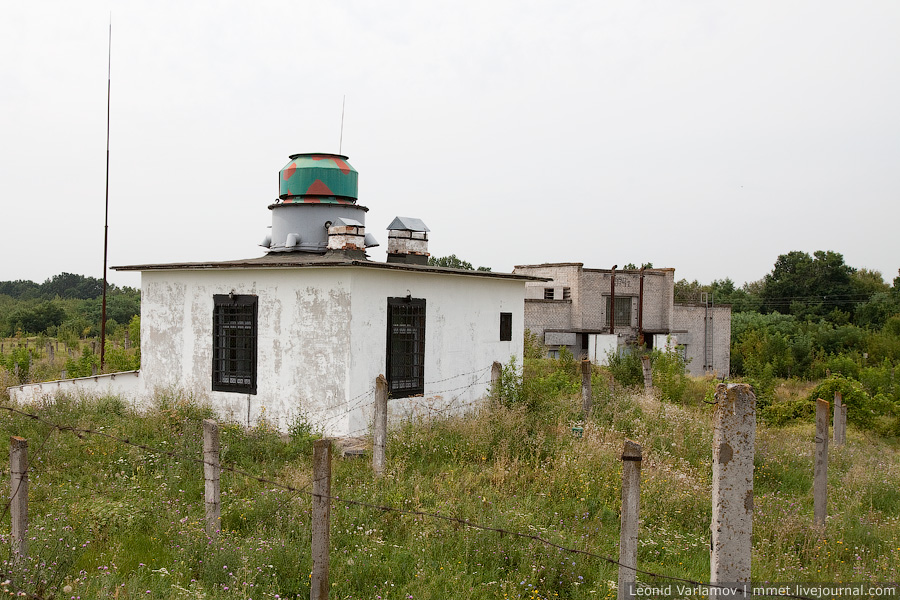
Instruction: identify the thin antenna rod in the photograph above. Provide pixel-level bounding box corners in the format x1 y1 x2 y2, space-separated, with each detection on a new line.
339 95 345 154
100 16 111 370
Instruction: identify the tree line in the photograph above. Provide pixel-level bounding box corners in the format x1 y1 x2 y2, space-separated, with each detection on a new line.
0 272 140 343
676 250 900 432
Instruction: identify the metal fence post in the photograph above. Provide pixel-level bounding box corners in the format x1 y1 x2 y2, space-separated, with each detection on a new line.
311 439 332 600
203 419 221 537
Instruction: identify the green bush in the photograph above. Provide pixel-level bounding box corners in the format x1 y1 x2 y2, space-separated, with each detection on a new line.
651 347 689 403
606 347 643 387
64 347 100 378
759 397 815 426
807 375 875 429
2 346 31 383
103 343 140 372
498 355 579 415
825 353 861 380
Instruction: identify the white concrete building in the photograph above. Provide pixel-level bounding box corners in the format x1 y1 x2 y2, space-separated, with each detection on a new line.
9 154 536 435
117 255 529 434
512 263 731 377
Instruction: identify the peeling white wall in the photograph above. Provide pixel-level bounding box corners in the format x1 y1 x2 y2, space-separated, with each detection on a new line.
139 266 524 435
344 269 524 435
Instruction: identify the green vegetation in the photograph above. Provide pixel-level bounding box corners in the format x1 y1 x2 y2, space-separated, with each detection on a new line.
0 273 140 339
0 273 141 381
2 354 899 598
428 254 492 272
674 252 899 432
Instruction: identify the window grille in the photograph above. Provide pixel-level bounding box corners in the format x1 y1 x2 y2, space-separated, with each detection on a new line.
212 294 257 394
543 288 555 300
500 312 512 341
387 297 426 397
605 296 633 327
562 287 571 300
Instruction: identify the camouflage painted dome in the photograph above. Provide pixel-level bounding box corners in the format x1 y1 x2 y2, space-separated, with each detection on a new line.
278 153 358 204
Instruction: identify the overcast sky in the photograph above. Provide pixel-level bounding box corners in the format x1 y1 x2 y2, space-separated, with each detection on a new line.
2 1 898 290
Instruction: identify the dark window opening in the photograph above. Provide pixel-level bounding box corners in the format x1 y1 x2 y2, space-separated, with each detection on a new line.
606 296 633 327
387 297 426 397
212 294 257 394
543 288 554 300
500 312 512 341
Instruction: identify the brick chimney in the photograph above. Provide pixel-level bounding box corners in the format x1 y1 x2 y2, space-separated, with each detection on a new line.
386 217 430 265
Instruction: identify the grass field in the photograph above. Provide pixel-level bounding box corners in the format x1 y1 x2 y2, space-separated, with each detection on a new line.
1 369 899 599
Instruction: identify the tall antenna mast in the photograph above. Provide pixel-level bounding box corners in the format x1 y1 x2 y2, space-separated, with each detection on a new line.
339 95 345 154
100 17 111 370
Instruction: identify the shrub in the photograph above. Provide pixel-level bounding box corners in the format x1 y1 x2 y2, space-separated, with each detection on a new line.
651 346 689 403
2 346 31 384
824 353 861 380
806 375 876 429
498 355 579 416
759 397 815 426
606 346 643 387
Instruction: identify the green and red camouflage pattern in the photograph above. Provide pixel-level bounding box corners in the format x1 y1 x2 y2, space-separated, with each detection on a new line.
278 153 358 203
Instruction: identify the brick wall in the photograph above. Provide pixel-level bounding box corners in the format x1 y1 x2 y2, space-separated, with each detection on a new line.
672 304 731 376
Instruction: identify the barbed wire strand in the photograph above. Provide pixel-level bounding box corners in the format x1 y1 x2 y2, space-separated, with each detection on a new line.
0 404 818 600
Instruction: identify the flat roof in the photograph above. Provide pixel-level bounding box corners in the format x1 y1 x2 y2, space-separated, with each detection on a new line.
514 262 674 274
113 253 549 282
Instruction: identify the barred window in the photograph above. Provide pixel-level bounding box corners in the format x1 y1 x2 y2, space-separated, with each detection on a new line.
562 287 571 300
543 288 555 300
387 297 426 397
605 296 633 327
212 294 257 394
500 312 512 341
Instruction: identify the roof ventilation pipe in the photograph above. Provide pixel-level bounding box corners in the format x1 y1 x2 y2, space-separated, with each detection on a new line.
326 217 366 255
386 216 430 265
285 233 301 248
268 153 369 253
364 233 380 248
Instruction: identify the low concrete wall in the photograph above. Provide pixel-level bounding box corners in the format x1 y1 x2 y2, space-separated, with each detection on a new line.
7 371 141 403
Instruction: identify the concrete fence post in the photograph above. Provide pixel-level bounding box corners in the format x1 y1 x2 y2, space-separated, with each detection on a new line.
202 419 221 537
841 405 847 442
618 440 642 600
373 375 388 477
814 398 829 527
47 343 54 361
491 361 502 401
711 384 755 597
833 392 845 446
641 355 652 391
311 439 332 600
581 359 592 417
10 436 28 562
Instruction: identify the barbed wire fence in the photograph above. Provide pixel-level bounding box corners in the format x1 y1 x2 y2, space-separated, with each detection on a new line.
0 372 824 600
